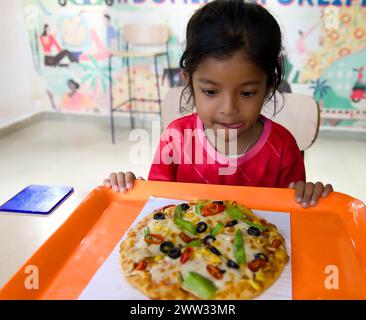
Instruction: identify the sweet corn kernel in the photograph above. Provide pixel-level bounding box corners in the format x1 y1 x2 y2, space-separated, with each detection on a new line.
154 255 163 262
255 270 266 282
248 279 261 291
209 254 221 264
193 251 202 259
201 247 210 256
191 216 200 224
185 212 195 219
159 226 166 232
213 240 220 247
154 224 163 231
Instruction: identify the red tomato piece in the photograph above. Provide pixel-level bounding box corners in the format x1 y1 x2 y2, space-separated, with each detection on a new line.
248 259 266 272
206 264 224 279
180 247 194 264
134 260 147 271
202 203 226 217
144 233 164 244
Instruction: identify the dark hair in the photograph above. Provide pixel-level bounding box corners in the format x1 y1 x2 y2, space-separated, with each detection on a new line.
68 79 80 90
42 24 49 37
179 0 284 114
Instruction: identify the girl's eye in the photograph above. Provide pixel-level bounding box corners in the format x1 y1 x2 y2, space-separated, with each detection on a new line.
201 89 217 97
240 91 256 97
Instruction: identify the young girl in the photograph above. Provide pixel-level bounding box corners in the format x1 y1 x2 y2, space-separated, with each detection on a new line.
103 0 333 208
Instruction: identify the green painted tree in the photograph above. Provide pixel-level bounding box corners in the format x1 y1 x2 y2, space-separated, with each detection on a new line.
310 78 331 102
79 56 112 97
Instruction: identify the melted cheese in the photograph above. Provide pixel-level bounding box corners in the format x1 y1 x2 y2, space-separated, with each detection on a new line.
130 203 275 290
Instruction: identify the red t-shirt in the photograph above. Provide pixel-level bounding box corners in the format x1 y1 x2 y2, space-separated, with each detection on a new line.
148 113 305 188
40 35 62 54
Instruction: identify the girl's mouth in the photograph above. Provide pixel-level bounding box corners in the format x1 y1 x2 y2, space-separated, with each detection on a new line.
217 122 245 129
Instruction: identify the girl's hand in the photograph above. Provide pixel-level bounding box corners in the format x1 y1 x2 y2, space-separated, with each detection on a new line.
103 171 145 193
288 181 333 208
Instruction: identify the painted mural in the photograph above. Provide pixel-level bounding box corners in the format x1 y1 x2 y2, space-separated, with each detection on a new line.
23 0 190 115
269 0 366 129
23 0 366 130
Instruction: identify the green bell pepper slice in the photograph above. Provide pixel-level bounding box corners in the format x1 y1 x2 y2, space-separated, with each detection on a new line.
194 202 205 215
185 239 203 247
174 206 184 219
210 222 224 236
234 229 246 264
183 272 217 299
226 207 243 220
174 218 197 235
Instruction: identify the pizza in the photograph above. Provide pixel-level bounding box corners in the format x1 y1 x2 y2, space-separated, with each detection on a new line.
119 200 289 300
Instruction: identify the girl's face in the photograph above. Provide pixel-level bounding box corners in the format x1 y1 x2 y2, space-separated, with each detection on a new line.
67 81 77 91
188 50 268 144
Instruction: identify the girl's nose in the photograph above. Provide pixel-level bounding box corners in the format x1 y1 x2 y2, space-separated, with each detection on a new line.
220 94 239 116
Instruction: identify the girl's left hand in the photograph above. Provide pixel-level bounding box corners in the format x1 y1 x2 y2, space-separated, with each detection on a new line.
288 181 333 208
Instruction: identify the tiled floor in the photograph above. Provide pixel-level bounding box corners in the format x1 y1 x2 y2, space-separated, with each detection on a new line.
0 118 365 205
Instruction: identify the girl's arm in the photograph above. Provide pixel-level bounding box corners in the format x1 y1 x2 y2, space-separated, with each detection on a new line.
288 181 333 208
103 172 144 193
279 135 333 208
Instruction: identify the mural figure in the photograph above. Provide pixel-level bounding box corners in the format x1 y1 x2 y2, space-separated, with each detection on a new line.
40 24 79 67
104 14 118 50
350 66 366 103
290 23 320 83
60 79 98 112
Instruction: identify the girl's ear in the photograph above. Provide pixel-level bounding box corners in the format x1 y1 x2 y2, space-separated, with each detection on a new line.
181 70 189 83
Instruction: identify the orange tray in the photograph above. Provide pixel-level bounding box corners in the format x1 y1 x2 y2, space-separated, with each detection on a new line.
1 180 366 300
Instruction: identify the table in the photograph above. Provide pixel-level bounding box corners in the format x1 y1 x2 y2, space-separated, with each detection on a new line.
0 190 88 288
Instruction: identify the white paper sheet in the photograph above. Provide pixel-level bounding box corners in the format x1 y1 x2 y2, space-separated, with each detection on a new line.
78 196 292 300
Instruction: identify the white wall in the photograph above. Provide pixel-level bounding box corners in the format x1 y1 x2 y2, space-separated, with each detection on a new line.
0 0 46 129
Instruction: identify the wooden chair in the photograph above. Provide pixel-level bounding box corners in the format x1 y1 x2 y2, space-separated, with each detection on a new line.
160 86 320 152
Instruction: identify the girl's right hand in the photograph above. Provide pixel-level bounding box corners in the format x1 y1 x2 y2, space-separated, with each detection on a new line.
103 172 144 193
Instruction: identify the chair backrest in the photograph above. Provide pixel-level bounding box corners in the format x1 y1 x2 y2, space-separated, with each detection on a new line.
123 24 170 46
160 86 319 151
261 93 320 151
